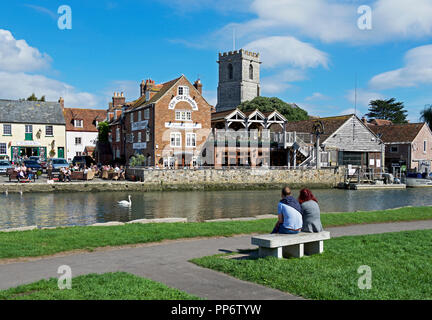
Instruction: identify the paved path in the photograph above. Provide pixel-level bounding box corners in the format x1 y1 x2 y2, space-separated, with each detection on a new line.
1 220 432 299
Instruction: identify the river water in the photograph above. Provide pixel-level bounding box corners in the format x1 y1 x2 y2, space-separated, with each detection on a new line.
0 188 431 229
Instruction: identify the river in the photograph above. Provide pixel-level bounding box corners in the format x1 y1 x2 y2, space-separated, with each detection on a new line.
0 188 431 229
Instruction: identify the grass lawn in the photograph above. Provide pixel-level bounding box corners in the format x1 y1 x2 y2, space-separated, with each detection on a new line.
0 272 199 300
1 206 432 260
192 229 432 300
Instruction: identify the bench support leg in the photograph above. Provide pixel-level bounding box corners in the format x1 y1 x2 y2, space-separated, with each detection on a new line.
304 241 324 255
258 247 282 259
282 244 304 258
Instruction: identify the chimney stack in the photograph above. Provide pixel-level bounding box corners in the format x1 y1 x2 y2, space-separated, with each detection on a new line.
112 92 126 107
140 80 145 97
194 79 203 95
58 97 64 109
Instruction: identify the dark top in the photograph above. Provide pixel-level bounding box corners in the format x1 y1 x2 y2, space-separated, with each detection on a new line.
280 196 303 214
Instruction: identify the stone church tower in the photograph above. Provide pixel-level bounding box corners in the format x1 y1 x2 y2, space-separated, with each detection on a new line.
216 49 261 112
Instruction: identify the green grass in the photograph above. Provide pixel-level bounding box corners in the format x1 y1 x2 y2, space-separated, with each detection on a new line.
1 206 432 260
192 229 432 300
0 272 199 300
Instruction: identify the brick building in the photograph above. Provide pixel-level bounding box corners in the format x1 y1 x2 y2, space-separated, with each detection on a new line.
123 75 213 167
369 122 432 173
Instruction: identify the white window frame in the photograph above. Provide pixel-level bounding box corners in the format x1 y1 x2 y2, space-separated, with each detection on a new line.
130 112 134 124
0 142 6 155
137 132 142 143
170 132 181 147
186 133 196 148
116 128 120 142
138 111 141 122
75 137 82 145
3 124 11 135
74 119 83 128
25 125 33 134
45 125 53 137
178 86 189 96
175 110 192 121
146 129 150 142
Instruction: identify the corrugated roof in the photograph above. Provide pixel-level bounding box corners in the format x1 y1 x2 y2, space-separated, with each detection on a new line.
0 99 65 125
369 123 425 143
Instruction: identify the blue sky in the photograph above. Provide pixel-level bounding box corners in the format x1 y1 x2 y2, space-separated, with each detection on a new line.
1 0 432 121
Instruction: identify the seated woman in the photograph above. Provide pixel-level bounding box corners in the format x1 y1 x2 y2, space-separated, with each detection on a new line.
298 188 323 233
272 186 303 234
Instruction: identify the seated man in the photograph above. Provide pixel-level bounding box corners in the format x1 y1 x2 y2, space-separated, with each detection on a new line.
272 186 303 234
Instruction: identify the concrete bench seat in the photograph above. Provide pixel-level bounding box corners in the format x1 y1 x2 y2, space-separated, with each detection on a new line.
251 231 331 259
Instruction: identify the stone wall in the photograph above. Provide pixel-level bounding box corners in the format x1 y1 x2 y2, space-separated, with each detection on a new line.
127 167 344 190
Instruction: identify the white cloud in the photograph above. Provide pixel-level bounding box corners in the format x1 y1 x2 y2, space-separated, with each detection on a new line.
244 36 329 69
0 29 99 108
305 92 329 101
369 45 432 90
215 0 432 46
261 69 307 95
0 72 99 108
0 29 51 72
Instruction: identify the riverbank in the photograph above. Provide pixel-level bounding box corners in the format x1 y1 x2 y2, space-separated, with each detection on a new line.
0 168 343 193
1 206 431 261
0 180 335 194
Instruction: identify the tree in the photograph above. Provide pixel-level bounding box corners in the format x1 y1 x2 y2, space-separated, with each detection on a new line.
366 98 408 124
237 96 309 121
26 93 46 102
420 105 432 129
97 121 110 143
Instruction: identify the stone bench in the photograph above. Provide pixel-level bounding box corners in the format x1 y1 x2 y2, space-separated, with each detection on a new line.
251 231 331 259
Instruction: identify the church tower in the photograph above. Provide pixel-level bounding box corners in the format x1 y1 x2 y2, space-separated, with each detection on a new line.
216 49 261 112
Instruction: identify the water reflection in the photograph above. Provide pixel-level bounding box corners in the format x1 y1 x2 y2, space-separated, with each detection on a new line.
0 188 431 229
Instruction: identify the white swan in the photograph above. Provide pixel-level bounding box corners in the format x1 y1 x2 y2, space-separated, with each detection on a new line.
118 195 132 207
20 189 23 197
4 189 8 196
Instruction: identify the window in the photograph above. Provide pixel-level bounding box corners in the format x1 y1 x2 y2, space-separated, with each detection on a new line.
74 119 83 128
3 124 11 135
178 86 189 96
137 132 142 143
137 111 141 122
175 110 192 121
0 143 6 155
25 125 33 141
170 132 181 147
249 64 253 80
228 63 233 80
186 133 196 148
130 112 134 124
75 137 82 145
424 141 427 153
390 146 399 153
116 128 120 142
144 108 150 120
76 152 82 156
146 129 150 142
45 125 53 136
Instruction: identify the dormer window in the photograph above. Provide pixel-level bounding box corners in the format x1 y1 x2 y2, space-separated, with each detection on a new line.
74 119 83 128
178 86 189 96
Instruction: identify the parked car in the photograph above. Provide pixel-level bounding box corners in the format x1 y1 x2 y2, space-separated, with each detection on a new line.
72 156 96 168
23 160 43 176
29 156 47 171
48 158 69 173
0 160 13 175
